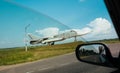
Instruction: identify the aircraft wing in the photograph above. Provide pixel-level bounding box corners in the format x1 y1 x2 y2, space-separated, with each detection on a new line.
28 33 48 45
29 38 48 45
42 38 64 44
73 28 92 36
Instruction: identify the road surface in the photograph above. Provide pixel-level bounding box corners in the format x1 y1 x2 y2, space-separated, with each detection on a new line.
0 43 119 73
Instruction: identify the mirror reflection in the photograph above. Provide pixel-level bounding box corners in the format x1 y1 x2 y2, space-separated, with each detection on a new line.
78 44 107 64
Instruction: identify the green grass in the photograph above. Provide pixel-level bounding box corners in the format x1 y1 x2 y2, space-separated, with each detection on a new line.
0 38 119 66
90 38 120 44
0 41 83 66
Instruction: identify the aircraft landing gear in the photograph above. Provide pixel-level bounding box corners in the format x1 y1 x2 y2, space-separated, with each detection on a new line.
48 42 55 45
51 42 55 45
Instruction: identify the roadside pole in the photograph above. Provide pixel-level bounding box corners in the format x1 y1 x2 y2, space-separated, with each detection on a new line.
25 24 31 52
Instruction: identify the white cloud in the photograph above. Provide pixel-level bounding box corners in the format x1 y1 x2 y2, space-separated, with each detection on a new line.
84 17 117 40
88 17 111 35
36 27 59 37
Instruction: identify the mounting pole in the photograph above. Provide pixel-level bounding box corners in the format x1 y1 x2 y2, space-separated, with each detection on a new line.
74 36 77 42
25 24 31 52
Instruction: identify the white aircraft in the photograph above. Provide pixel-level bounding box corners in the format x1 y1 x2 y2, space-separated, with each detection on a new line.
28 29 91 45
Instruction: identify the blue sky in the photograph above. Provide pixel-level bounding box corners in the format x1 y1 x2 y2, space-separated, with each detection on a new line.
9 0 111 28
0 0 118 48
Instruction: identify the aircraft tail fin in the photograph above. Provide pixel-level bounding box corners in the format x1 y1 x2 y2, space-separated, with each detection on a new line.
27 33 39 40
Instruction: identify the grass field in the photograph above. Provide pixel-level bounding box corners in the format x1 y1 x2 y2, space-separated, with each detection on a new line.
91 38 120 43
0 38 119 66
0 41 83 66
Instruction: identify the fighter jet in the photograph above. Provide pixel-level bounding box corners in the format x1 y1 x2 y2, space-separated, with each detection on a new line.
28 29 91 45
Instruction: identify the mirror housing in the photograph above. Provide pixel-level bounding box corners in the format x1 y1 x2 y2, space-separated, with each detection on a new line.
75 43 116 67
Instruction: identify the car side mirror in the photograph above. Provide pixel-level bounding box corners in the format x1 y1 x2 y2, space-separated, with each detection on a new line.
75 43 116 68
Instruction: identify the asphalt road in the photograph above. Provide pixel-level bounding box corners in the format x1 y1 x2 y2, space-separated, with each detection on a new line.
0 43 120 73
